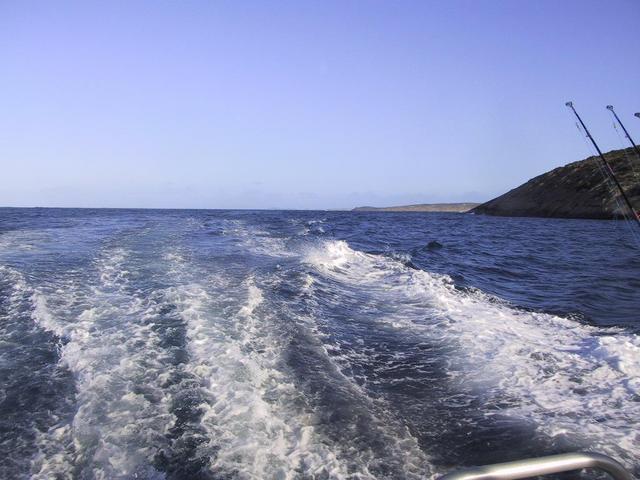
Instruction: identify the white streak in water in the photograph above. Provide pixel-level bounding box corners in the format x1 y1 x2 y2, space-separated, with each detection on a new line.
164 254 350 479
305 240 640 470
29 248 174 480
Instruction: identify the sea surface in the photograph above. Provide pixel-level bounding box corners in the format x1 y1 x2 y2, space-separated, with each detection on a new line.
0 208 638 480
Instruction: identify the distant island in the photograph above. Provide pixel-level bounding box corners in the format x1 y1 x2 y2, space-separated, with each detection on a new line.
352 203 479 212
472 147 639 219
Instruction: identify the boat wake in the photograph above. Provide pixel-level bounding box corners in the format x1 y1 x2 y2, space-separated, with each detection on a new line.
0 211 637 478
304 240 640 469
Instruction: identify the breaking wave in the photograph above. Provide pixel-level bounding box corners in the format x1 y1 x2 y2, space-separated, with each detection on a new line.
304 240 640 469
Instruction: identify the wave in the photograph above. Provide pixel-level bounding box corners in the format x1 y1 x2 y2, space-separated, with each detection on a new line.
163 252 351 479
266 272 434 479
163 229 436 478
303 240 640 471
29 247 176 479
3 213 637 479
0 266 77 479
159 237 433 478
221 219 296 258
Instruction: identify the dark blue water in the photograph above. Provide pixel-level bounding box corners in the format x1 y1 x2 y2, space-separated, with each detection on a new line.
0 208 638 479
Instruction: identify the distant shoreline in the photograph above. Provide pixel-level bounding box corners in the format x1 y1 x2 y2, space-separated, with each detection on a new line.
0 205 478 212
0 204 480 212
352 203 480 213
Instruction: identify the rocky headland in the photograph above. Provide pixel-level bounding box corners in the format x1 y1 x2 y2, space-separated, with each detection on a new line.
472 147 640 219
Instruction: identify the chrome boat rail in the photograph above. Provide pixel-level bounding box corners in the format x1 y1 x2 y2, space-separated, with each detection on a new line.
437 452 633 480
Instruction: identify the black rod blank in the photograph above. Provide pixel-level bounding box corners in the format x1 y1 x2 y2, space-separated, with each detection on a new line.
566 101 640 226
606 105 640 160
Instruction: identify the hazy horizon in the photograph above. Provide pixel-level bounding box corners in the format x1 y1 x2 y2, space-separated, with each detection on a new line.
2 0 639 210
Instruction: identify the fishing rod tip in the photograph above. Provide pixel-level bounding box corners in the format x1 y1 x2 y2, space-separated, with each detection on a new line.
565 101 573 107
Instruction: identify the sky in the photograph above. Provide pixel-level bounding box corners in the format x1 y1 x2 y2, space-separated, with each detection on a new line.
1 0 639 209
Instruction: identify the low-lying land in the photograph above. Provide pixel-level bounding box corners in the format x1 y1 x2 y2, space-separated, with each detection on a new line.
352 203 479 213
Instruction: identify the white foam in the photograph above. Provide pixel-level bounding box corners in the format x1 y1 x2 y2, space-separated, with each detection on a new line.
305 240 640 469
0 264 30 306
31 293 67 338
164 266 351 480
167 248 432 478
29 248 175 479
222 220 296 258
25 240 362 479
0 230 50 253
298 218 327 236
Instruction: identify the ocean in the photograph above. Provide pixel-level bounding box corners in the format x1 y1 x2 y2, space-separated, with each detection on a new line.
0 208 638 479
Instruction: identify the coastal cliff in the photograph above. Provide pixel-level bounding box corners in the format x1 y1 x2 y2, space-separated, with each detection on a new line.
472 147 640 219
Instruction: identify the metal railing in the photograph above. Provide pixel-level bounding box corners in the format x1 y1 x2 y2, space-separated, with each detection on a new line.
437 452 633 480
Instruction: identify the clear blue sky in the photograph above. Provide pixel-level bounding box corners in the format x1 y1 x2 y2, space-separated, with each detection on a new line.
1 0 639 209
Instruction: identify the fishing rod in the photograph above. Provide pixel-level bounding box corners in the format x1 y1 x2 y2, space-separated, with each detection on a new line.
606 105 640 159
565 101 640 226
